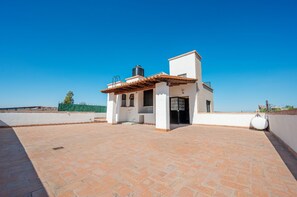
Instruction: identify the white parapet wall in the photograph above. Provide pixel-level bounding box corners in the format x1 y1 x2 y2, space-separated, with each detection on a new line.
0 112 106 127
94 113 107 118
268 113 297 154
193 113 259 127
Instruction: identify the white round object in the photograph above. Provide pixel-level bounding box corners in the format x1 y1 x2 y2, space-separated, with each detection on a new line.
251 116 268 130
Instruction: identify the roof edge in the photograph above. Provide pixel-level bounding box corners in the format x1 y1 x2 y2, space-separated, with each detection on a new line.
168 50 202 61
100 74 197 94
125 75 145 81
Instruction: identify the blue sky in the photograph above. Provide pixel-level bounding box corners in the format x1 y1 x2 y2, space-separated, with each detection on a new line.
0 0 296 111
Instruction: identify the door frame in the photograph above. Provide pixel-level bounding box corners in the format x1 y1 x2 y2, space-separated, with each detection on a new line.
170 96 190 124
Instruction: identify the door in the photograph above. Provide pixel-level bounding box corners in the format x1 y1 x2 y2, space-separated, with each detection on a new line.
170 97 190 124
206 100 211 113
179 98 189 123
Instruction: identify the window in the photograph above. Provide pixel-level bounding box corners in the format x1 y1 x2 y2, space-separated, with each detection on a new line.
206 100 211 113
129 94 134 107
121 94 126 107
144 89 153 106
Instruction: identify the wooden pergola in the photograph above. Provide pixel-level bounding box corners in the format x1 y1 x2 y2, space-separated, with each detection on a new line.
101 74 197 95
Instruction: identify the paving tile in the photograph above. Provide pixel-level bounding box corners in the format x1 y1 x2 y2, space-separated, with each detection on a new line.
0 123 296 196
114 184 134 197
177 187 194 197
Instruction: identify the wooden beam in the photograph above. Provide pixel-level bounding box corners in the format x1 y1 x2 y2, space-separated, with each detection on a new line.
114 85 155 95
101 76 196 94
142 82 155 86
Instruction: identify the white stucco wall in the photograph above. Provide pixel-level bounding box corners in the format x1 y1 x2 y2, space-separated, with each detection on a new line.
169 82 214 122
114 89 156 124
268 114 297 153
197 83 214 112
139 114 155 124
138 90 154 114
106 93 116 123
155 82 170 130
94 113 107 118
125 75 145 83
170 83 197 124
0 112 101 127
169 50 202 81
110 82 214 126
193 113 257 127
138 89 155 124
168 50 213 115
118 92 139 123
107 81 122 88
104 50 214 128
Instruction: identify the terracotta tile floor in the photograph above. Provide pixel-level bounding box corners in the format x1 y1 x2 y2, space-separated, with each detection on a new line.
1 123 297 197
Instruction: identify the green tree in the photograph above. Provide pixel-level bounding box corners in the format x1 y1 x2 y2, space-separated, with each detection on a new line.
285 105 294 110
259 108 267 113
63 91 74 104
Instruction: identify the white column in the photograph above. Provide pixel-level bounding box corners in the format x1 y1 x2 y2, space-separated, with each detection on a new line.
115 95 121 123
106 93 116 124
155 82 170 131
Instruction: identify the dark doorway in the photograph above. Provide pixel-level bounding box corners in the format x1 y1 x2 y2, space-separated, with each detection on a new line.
206 100 211 113
170 97 190 124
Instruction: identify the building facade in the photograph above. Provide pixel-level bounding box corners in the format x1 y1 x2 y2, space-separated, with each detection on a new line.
101 50 213 131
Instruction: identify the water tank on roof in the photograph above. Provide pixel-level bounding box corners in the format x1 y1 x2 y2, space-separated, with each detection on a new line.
132 65 144 77
251 114 269 130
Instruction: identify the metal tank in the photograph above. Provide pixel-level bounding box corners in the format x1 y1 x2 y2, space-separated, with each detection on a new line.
132 65 144 77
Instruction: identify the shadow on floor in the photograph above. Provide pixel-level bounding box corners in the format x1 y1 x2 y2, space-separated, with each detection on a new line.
170 124 191 130
265 131 297 180
0 120 48 196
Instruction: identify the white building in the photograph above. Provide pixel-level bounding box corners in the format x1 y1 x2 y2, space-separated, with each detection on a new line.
101 50 213 131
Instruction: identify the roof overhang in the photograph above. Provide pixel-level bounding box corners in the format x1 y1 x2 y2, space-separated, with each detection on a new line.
101 74 197 95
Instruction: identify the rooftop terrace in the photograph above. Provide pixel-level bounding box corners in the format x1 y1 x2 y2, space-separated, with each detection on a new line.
0 123 296 196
